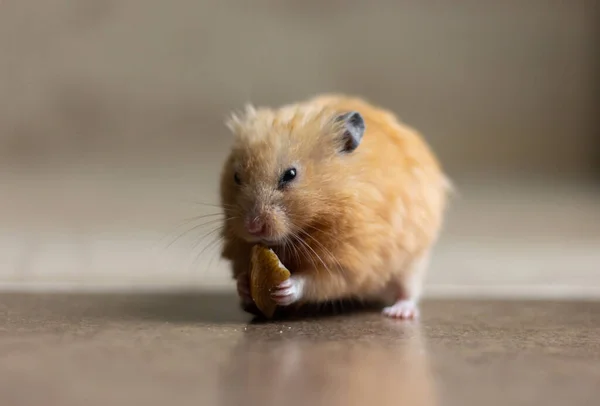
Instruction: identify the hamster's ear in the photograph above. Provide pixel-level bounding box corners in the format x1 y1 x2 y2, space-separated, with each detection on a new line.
335 111 365 153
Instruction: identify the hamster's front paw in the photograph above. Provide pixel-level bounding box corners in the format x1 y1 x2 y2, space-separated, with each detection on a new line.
271 275 305 306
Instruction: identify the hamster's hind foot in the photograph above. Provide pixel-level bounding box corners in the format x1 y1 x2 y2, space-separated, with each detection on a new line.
382 300 419 320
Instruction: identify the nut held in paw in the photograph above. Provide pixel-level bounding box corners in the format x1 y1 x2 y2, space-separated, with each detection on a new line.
249 245 291 318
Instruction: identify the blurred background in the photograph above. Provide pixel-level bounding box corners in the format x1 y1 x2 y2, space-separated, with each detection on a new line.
1 0 599 297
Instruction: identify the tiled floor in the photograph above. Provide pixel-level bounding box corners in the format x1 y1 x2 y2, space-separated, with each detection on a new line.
1 293 599 406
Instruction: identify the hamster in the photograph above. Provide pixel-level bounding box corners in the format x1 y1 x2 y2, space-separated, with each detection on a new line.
219 94 449 319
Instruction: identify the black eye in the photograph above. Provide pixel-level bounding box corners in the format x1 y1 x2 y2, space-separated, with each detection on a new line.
234 172 241 185
279 168 297 189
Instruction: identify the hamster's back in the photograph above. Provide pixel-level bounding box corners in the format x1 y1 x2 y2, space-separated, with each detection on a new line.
306 94 449 253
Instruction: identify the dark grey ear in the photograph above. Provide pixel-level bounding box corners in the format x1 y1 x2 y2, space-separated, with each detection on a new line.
336 111 365 153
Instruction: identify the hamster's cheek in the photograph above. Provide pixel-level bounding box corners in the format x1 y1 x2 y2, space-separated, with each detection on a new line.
282 197 313 227
267 207 291 240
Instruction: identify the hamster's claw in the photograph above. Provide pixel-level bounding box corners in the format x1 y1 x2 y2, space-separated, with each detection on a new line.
271 276 304 306
382 300 419 320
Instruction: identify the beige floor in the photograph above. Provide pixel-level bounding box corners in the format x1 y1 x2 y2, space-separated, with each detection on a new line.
1 293 599 406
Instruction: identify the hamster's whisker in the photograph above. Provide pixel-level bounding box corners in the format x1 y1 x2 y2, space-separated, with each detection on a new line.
291 227 334 279
194 232 225 272
292 237 302 266
189 225 226 268
281 237 290 265
186 212 225 219
173 213 226 230
222 207 244 218
286 214 343 242
285 235 301 265
192 223 228 252
288 232 308 265
162 217 227 249
160 212 224 242
293 225 343 270
302 223 345 247
289 232 320 276
205 236 226 273
289 228 322 274
191 201 233 209
295 228 344 275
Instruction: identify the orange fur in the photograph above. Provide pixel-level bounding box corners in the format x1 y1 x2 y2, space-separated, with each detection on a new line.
220 94 449 308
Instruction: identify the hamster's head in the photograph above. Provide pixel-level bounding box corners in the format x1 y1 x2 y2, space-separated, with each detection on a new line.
219 104 365 246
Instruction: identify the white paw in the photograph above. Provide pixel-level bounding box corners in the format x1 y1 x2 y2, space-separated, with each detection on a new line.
382 300 419 320
271 276 304 306
236 274 252 305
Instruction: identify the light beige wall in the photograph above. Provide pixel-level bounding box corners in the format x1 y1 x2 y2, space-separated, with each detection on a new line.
1 0 598 177
1 1 600 296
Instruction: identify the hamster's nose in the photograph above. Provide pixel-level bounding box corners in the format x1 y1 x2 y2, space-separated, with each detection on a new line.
245 216 266 236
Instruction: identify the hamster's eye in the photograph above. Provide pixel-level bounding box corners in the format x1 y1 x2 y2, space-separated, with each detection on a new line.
234 172 241 185
278 168 297 189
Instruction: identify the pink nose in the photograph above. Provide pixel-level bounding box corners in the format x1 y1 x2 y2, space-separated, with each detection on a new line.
245 217 266 236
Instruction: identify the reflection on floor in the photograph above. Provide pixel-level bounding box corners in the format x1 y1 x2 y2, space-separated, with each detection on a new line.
1 294 599 406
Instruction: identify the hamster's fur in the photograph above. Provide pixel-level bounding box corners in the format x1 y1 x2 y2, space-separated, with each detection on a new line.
219 94 449 319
